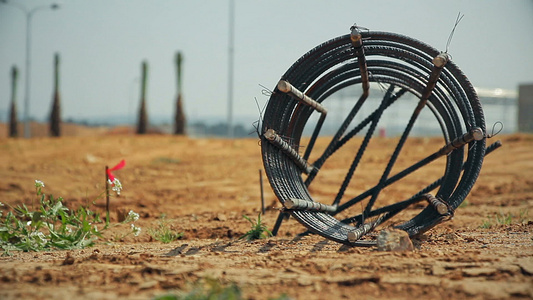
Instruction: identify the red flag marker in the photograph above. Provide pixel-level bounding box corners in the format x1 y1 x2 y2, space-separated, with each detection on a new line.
107 159 125 182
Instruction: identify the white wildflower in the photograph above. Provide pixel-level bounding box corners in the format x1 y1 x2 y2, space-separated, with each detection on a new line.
30 231 48 244
112 178 122 195
27 220 32 226
35 180 45 188
125 210 139 222
0 202 4 206
37 232 47 242
108 178 123 195
131 224 141 237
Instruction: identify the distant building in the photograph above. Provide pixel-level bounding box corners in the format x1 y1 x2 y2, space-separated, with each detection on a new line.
518 83 533 133
475 87 517 134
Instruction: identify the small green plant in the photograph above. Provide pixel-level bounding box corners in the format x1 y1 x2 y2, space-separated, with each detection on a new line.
154 277 241 300
148 214 183 243
518 209 530 223
153 277 292 300
240 213 272 241
112 210 142 241
480 217 493 229
480 209 530 229
0 180 140 254
495 211 513 225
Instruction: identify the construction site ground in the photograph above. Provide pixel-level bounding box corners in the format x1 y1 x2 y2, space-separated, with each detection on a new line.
0 123 531 299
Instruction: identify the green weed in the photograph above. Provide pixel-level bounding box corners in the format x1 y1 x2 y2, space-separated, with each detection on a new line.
480 209 530 229
518 209 530 223
148 215 183 243
0 180 140 254
495 211 513 225
480 218 493 229
240 213 272 241
154 278 241 300
153 277 292 300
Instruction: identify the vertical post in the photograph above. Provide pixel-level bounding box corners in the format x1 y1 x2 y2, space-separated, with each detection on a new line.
227 0 234 137
9 66 19 138
259 169 265 214
24 12 32 138
137 61 148 134
105 165 110 227
50 53 61 137
174 52 186 135
1 2 61 138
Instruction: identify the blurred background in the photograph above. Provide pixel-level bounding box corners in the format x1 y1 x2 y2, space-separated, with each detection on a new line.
1 0 532 137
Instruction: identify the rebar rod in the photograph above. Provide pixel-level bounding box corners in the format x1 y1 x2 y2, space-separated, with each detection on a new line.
271 211 288 236
264 129 314 174
304 26 371 186
303 88 407 188
438 127 484 155
275 76 328 158
363 52 450 218
334 88 407 153
303 113 326 161
350 25 370 93
336 135 494 217
277 80 327 115
284 198 337 213
347 213 387 243
332 85 396 206
345 193 450 243
336 128 481 214
424 193 449 215
340 140 502 225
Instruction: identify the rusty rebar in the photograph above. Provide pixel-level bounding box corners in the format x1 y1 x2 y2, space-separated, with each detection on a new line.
263 129 314 174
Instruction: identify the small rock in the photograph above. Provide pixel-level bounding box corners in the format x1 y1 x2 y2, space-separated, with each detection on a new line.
139 280 158 289
61 252 75 265
285 266 308 275
214 213 227 221
463 267 497 277
517 257 533 275
84 153 100 164
377 229 414 252
297 277 313 286
431 263 447 276
444 232 463 243
313 282 322 292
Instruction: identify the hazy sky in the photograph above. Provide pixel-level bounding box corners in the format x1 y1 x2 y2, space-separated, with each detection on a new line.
1 0 532 124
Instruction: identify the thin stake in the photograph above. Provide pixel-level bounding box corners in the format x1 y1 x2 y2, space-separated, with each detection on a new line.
259 169 265 214
105 165 110 227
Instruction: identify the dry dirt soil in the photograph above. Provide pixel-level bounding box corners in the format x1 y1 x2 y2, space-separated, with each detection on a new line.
0 123 532 300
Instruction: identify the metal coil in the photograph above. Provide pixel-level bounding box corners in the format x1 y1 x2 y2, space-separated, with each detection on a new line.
261 29 487 245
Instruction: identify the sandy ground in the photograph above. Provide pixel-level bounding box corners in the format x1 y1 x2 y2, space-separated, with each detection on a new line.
0 124 531 299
